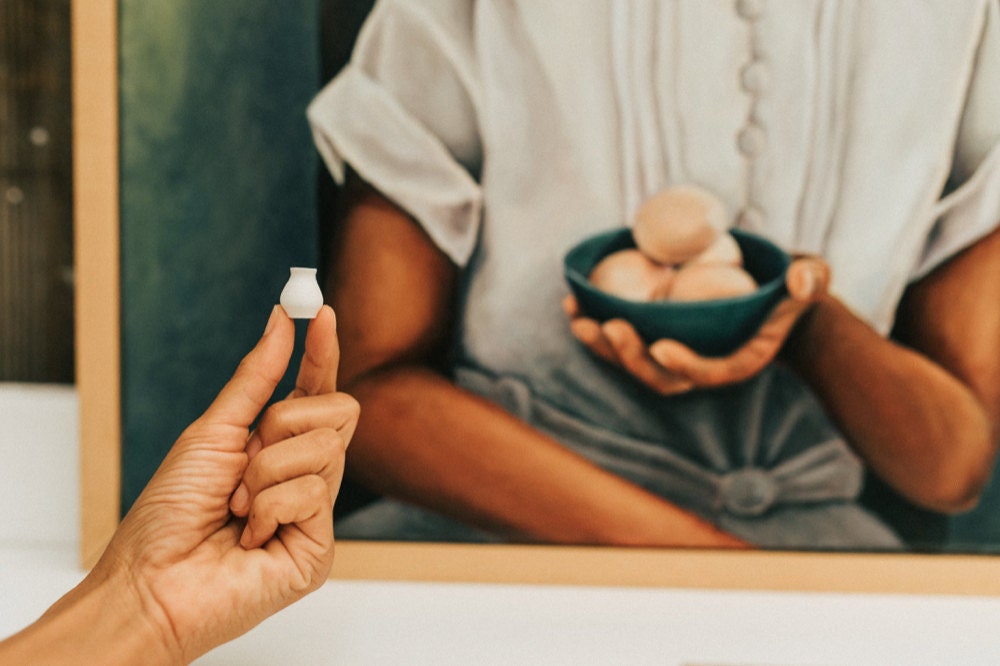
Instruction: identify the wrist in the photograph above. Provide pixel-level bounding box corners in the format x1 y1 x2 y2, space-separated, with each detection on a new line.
778 293 835 377
0 558 182 666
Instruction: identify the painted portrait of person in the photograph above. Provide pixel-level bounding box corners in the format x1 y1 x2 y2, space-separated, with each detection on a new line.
309 0 1000 552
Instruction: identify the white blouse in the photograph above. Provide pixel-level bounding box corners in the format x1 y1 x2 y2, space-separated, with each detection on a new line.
310 0 1000 334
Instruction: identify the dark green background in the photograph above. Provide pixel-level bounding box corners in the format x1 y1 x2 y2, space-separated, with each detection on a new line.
119 0 321 511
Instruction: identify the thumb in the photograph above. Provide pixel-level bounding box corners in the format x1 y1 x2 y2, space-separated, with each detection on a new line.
786 257 830 303
197 306 296 430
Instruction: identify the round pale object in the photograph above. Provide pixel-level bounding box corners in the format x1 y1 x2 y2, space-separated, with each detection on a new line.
279 267 324 319
740 60 769 94
687 232 743 267
589 249 675 302
736 0 766 21
666 263 758 302
632 185 728 265
647 266 680 301
737 123 766 157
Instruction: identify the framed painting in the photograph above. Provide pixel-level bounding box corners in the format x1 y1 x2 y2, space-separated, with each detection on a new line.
75 0 1000 593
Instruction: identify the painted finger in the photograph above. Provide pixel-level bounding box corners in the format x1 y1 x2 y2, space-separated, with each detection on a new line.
569 317 619 363
603 321 693 394
561 294 581 318
785 257 829 302
652 330 773 387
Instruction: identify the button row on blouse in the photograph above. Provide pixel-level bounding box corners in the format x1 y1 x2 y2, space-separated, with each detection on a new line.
736 0 766 21
740 60 768 95
736 0 767 227
737 123 766 157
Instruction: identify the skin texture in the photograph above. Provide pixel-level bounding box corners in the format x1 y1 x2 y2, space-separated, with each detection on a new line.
0 306 359 665
330 172 999 547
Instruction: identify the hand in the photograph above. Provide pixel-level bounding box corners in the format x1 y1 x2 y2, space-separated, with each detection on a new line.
91 305 358 662
564 257 829 394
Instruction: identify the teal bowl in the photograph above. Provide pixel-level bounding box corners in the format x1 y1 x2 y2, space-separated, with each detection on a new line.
564 228 791 356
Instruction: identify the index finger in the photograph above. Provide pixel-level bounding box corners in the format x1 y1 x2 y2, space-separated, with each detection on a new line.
650 296 806 387
289 305 340 398
199 306 296 429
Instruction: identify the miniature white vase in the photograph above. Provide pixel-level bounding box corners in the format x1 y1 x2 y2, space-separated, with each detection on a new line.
279 267 324 319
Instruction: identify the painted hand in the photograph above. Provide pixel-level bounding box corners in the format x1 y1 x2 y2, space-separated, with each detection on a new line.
564 256 830 395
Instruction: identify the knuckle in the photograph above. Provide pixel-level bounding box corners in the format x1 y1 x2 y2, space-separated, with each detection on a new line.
257 400 294 435
320 392 361 427
243 446 274 488
249 490 276 517
340 393 361 422
302 474 332 505
313 427 348 455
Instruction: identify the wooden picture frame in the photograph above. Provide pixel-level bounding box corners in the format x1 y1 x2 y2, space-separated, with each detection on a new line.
74 0 1000 595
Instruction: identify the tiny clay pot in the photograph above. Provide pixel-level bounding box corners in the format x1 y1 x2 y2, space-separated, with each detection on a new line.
279 267 324 319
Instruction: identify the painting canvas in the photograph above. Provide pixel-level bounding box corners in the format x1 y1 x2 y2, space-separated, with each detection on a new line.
77 0 1000 591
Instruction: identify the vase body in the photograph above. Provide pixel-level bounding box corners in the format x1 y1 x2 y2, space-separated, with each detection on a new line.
279 267 323 318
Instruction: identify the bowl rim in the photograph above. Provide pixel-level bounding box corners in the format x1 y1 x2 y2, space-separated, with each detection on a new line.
564 227 790 312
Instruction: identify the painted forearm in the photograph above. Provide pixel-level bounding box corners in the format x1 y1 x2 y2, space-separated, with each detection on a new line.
782 295 994 512
343 364 748 548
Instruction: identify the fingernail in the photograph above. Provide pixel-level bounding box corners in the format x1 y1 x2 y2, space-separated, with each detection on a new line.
790 266 815 298
263 306 280 335
800 268 816 297
230 484 249 513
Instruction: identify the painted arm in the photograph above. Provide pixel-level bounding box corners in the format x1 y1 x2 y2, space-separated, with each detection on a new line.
782 226 1000 514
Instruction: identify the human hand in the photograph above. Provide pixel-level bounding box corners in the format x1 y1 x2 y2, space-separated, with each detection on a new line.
564 256 829 394
91 305 358 663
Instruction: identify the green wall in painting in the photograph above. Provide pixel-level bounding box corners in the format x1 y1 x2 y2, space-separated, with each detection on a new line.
119 0 321 511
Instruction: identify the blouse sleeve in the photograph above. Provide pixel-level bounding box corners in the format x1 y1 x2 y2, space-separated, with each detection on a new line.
307 0 484 267
911 0 1000 280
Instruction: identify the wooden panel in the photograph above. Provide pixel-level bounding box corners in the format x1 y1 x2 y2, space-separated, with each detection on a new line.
331 541 1000 596
72 0 120 568
77 0 1000 594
